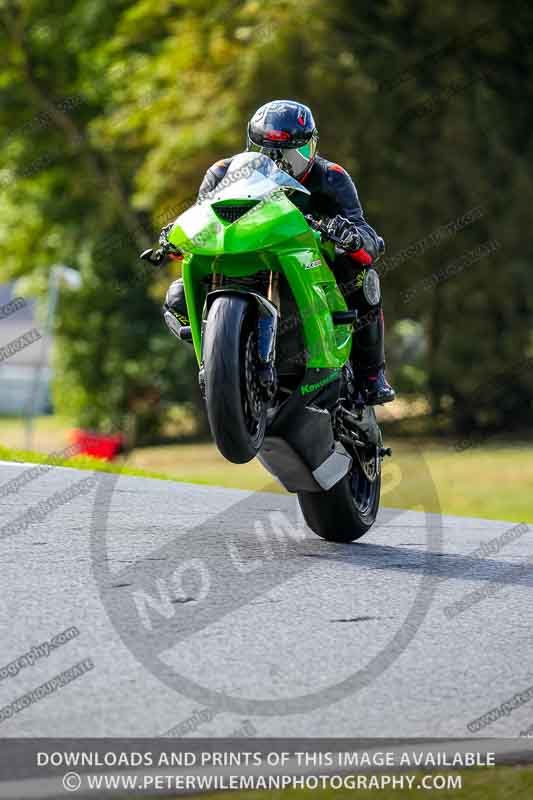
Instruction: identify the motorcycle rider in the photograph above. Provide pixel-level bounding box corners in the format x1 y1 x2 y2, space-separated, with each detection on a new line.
163 99 394 405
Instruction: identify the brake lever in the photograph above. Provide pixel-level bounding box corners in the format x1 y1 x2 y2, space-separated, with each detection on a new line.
139 247 167 266
305 214 320 230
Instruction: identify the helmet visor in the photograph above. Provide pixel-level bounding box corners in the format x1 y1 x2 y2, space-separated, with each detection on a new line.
247 140 315 179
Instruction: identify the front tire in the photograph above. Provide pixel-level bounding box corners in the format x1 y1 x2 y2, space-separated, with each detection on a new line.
297 452 381 543
203 296 267 464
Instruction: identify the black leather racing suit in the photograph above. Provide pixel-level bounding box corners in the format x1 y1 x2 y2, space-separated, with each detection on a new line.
164 154 386 375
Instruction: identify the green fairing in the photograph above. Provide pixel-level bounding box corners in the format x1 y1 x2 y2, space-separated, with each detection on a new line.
167 155 352 368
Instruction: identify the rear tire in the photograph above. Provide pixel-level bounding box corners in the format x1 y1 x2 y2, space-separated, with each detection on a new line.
297 455 381 543
203 296 267 464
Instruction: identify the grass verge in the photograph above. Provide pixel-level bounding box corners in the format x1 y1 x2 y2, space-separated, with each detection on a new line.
0 444 174 483
161 764 533 799
1 420 532 523
126 440 533 524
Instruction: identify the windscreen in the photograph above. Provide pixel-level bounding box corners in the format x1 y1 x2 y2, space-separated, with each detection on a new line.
201 152 311 203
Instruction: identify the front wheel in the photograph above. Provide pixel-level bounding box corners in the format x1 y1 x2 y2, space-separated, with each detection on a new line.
203 295 267 464
297 449 381 542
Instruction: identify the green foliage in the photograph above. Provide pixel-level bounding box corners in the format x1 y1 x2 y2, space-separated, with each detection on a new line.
1 0 532 438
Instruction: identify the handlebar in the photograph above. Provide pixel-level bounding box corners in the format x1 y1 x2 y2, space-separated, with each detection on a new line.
141 216 384 264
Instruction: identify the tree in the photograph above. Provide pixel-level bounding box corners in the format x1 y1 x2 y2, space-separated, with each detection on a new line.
0 0 200 442
2 0 532 439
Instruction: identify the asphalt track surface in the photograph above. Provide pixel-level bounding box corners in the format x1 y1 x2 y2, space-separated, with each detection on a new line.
0 460 532 739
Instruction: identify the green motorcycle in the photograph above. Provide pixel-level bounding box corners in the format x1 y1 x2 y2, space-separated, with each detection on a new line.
141 152 391 542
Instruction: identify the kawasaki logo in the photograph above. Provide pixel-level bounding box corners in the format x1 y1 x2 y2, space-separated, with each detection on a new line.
300 369 340 396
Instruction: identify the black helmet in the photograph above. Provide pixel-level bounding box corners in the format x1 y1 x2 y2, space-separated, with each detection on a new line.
246 100 319 180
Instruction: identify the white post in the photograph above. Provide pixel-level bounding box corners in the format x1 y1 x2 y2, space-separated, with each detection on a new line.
23 266 81 451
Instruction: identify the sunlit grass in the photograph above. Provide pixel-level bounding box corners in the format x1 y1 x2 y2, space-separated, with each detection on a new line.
127 439 533 524
163 765 533 800
0 416 531 524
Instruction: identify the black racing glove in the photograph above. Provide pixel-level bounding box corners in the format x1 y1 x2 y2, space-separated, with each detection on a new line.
139 222 181 266
325 215 362 252
159 222 173 246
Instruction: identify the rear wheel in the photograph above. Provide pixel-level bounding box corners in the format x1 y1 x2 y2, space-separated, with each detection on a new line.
203 296 267 464
297 443 381 543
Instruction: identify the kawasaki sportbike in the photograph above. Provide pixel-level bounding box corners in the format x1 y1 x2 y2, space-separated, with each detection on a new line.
141 152 391 542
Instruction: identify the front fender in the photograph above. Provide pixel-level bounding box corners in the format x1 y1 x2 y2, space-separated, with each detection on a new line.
203 289 279 366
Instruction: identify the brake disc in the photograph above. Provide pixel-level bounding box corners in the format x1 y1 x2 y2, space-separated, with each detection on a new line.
355 444 381 482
